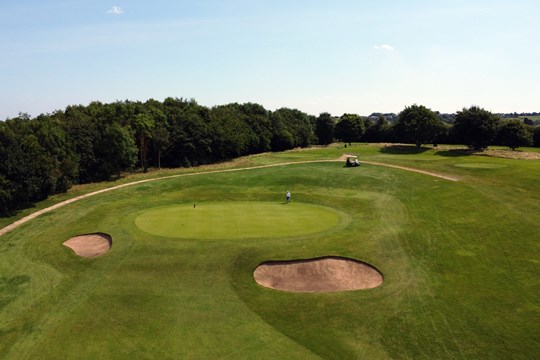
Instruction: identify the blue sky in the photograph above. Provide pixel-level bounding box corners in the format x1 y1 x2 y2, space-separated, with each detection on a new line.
1 0 539 119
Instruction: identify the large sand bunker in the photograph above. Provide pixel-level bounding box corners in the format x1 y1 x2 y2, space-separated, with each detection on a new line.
63 233 112 258
253 256 383 292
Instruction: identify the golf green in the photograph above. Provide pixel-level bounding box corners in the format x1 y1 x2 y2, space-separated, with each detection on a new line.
135 201 344 239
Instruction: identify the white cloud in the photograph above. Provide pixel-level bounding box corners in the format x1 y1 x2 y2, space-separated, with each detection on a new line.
374 44 394 51
107 6 124 15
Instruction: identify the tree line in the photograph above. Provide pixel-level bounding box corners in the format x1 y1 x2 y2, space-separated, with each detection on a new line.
319 105 539 150
1 99 539 215
0 98 317 214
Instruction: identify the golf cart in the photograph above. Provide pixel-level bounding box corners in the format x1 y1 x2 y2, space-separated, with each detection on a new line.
345 155 360 167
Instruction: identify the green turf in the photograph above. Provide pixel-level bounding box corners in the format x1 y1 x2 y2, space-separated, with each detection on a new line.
135 202 344 239
0 144 538 359
454 162 506 168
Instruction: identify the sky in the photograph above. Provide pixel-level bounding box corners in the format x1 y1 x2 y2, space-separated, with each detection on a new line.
1 0 539 119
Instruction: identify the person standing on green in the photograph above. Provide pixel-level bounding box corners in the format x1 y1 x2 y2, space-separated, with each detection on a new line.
286 191 291 203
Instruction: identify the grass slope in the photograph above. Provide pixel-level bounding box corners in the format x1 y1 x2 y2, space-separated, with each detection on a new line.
0 144 538 359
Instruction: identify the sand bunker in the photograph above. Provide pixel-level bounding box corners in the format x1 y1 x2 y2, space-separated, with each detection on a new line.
253 256 383 292
63 233 112 258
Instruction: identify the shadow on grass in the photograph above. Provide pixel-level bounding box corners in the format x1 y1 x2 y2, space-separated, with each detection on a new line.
0 275 31 310
379 145 431 155
0 202 36 219
435 149 476 157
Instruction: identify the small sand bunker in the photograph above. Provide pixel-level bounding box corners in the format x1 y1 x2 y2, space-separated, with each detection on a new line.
253 256 383 292
63 233 112 258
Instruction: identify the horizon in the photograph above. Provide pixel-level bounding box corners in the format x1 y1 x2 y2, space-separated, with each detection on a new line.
2 95 538 121
2 0 539 119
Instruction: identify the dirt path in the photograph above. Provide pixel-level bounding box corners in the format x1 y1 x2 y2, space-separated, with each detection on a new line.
337 154 460 181
360 161 460 181
0 158 458 237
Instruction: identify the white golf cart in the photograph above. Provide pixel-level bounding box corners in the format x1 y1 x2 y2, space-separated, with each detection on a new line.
345 155 360 167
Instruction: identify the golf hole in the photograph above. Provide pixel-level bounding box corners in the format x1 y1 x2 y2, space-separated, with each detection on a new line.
63 233 112 258
253 256 383 292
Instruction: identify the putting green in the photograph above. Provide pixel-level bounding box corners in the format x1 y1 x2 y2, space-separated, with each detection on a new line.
135 201 344 239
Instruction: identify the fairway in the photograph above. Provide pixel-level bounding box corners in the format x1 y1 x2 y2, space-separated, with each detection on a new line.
454 162 506 169
0 144 538 359
135 201 344 239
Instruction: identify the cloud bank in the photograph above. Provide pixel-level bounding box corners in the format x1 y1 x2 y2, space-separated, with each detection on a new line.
107 6 124 15
374 44 394 51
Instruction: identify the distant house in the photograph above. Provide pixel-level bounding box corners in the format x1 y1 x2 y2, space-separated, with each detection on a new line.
367 113 398 123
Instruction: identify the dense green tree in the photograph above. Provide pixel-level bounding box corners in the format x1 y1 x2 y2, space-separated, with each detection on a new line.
100 122 138 176
238 103 272 153
210 104 252 159
0 122 14 213
131 113 155 173
0 98 315 213
163 98 212 167
496 120 533 150
271 108 312 150
334 114 365 143
63 105 100 183
453 106 500 150
64 102 138 181
281 108 312 147
315 113 335 145
0 175 13 214
145 99 170 169
31 114 79 192
152 125 170 169
270 111 294 151
433 122 453 145
0 118 54 203
270 127 295 151
534 127 540 147
394 105 442 147
523 118 534 126
363 116 392 143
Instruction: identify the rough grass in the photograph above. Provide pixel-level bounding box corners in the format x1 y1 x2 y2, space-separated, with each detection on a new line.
0 144 538 359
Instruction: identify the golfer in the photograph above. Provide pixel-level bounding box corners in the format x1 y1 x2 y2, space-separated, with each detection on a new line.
286 190 291 203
